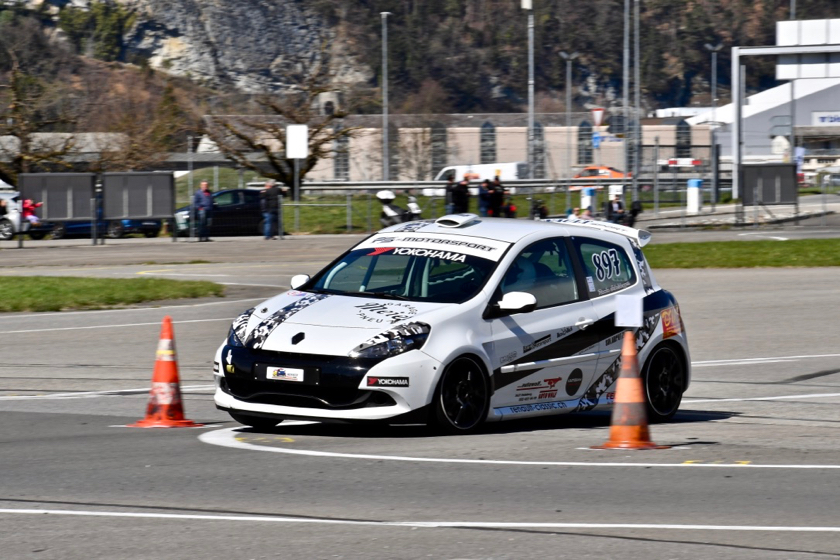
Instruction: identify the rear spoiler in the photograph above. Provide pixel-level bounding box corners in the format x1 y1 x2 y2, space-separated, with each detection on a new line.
543 218 652 247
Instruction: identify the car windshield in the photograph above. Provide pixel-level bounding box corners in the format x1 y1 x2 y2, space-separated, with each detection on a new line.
307 248 498 304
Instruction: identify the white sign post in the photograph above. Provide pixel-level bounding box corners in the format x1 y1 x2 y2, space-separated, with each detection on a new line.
615 294 643 328
286 124 309 232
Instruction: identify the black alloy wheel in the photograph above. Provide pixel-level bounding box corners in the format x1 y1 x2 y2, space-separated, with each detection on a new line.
28 230 46 240
50 223 66 240
433 356 490 434
228 412 282 430
642 343 685 422
143 228 160 238
106 221 125 239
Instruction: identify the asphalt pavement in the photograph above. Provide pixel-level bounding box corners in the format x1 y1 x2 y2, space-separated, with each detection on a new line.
1 230 840 559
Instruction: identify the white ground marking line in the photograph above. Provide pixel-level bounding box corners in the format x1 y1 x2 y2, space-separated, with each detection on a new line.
0 385 214 401
1 508 840 533
0 317 232 334
5 297 267 319
199 427 840 470
683 392 840 404
737 232 788 241
217 282 285 287
692 353 840 367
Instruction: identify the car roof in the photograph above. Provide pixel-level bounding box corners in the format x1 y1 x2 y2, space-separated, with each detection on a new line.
377 215 651 246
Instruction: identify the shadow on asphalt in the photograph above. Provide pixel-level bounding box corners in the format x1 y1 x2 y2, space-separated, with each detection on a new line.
234 408 735 439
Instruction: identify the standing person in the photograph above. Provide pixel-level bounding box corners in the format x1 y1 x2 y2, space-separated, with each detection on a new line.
478 179 491 217
193 180 214 242
452 174 471 214
604 194 625 224
489 177 504 217
444 175 456 215
260 179 281 240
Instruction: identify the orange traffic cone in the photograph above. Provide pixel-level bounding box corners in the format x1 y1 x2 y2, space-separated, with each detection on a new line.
592 330 668 450
129 316 201 428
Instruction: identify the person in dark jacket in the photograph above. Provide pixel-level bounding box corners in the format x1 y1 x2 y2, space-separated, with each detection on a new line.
452 175 471 214
260 179 282 239
604 194 625 224
193 181 214 241
478 179 491 216
489 177 505 217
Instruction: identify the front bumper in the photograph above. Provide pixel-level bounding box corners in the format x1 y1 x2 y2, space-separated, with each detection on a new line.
214 344 439 422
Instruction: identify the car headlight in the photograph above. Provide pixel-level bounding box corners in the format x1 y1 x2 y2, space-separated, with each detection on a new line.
349 322 431 359
228 308 255 347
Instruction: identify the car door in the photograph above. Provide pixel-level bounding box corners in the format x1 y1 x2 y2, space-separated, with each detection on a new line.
487 237 602 414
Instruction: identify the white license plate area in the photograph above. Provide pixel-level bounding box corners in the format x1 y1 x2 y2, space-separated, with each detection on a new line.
266 366 305 382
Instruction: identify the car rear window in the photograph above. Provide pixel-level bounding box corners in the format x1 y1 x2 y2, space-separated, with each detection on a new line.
573 238 636 297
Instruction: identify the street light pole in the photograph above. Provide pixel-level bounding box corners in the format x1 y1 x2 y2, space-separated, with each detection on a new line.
523 0 534 179
622 0 629 196
381 12 392 181
632 0 640 202
790 0 796 20
561 51 578 213
705 43 722 209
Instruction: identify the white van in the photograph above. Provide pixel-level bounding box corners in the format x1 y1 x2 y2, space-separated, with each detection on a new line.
426 162 528 196
433 162 527 182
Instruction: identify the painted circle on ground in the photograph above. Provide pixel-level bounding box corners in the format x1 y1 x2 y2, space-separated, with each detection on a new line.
198 427 840 470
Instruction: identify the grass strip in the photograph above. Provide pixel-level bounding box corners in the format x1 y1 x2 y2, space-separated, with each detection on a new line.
0 277 224 312
645 238 840 268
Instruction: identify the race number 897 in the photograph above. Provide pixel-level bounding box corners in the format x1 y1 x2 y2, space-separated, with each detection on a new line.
591 249 621 282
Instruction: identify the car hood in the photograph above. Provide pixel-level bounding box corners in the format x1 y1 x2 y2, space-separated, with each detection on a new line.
231 290 450 355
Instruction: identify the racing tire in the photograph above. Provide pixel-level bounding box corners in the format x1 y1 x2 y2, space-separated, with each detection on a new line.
642 342 686 423
28 230 46 240
106 221 124 239
50 223 66 240
228 412 282 430
0 218 13 241
143 228 160 238
432 355 490 435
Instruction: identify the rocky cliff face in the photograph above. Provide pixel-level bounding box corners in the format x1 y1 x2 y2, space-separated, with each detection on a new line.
63 0 372 93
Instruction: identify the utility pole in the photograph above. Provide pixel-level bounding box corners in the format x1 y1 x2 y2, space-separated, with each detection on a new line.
622 0 629 196
561 51 579 213
632 0 640 202
381 12 392 181
524 0 535 179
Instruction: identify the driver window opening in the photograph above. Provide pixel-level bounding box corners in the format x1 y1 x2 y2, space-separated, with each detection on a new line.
500 238 579 309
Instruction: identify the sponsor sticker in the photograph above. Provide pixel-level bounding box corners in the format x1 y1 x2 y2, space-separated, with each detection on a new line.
605 332 623 347
267 367 304 382
523 334 551 354
355 233 510 261
504 401 569 414
356 302 419 324
515 377 563 402
586 276 596 292
565 368 583 396
556 326 573 339
661 307 682 339
286 290 307 296
499 350 518 365
367 376 410 387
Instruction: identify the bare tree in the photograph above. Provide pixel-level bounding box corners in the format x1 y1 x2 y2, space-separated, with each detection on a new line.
203 50 361 194
0 53 77 186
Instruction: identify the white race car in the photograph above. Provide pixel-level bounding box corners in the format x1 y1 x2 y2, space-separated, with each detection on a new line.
214 214 690 433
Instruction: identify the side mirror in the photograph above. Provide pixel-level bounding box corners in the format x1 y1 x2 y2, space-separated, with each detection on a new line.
290 274 310 290
486 291 537 318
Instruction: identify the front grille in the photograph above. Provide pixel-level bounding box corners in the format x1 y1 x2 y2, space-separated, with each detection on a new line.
220 345 394 410
222 377 396 410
